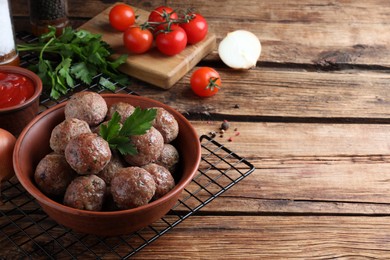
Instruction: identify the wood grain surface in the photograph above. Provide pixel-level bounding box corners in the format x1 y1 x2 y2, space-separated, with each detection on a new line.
130 216 390 259
5 0 390 259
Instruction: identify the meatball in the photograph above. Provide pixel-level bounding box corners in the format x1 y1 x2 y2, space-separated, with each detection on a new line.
50 118 91 154
155 144 179 174
123 127 164 166
34 153 76 197
142 163 175 200
97 150 126 185
107 102 135 123
64 91 108 126
65 133 112 175
153 107 179 143
63 175 106 211
111 167 156 209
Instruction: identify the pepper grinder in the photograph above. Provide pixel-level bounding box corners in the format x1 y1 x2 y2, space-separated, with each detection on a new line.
0 0 20 66
29 0 70 36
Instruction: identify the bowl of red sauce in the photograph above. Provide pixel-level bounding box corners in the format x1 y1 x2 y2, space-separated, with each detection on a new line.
0 66 42 136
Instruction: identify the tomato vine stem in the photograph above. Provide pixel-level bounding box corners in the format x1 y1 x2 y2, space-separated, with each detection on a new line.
140 8 197 34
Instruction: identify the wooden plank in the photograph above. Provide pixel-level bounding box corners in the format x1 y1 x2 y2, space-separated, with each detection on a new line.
128 216 390 259
78 3 216 89
192 121 390 157
129 67 390 121
185 121 390 214
3 215 390 258
12 0 390 67
167 0 390 67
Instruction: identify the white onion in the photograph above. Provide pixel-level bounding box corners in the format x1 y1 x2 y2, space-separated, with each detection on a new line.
218 30 261 69
0 128 16 183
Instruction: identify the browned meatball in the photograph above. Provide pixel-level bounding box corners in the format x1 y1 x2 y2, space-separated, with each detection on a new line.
63 175 106 211
65 133 112 175
153 107 179 143
50 118 91 154
142 163 175 200
123 127 164 166
96 150 126 185
64 91 108 126
155 144 179 174
111 167 156 209
107 102 135 123
34 153 76 197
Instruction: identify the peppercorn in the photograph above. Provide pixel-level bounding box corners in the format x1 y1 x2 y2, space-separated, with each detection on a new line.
209 131 217 138
221 120 230 131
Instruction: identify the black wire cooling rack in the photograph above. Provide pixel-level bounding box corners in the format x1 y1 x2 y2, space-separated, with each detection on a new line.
1 135 255 259
0 32 255 259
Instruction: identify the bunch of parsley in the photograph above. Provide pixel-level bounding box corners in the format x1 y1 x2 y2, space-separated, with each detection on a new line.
17 26 129 99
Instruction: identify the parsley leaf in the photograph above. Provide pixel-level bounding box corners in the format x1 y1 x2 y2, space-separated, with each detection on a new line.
120 107 157 136
116 142 138 156
99 77 116 91
71 62 96 85
100 108 157 156
58 58 75 88
109 136 138 156
100 111 121 141
17 26 130 99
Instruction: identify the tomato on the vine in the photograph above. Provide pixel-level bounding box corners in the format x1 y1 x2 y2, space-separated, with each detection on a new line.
123 26 153 54
109 4 135 31
155 26 187 56
180 13 208 44
190 67 221 97
148 6 178 31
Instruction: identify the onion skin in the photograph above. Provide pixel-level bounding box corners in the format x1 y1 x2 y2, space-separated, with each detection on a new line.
0 128 16 182
218 30 261 69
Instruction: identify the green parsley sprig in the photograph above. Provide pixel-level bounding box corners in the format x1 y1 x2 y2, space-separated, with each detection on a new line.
17 26 130 99
100 107 157 156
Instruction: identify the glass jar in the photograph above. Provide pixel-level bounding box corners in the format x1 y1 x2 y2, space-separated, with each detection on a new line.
29 0 70 36
0 0 20 66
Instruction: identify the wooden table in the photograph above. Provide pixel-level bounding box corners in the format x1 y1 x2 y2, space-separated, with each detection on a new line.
5 0 390 258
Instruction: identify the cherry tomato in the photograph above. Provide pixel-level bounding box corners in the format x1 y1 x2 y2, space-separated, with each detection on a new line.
109 4 135 31
123 26 153 54
148 6 178 31
180 13 208 44
155 26 187 56
190 67 221 97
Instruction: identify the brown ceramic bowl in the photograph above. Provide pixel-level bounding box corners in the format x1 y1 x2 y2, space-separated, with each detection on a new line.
13 94 201 236
0 66 42 136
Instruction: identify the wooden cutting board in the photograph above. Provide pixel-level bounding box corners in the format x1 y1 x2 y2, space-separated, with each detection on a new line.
79 4 217 89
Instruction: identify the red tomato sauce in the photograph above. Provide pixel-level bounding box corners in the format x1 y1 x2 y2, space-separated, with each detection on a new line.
0 72 35 109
